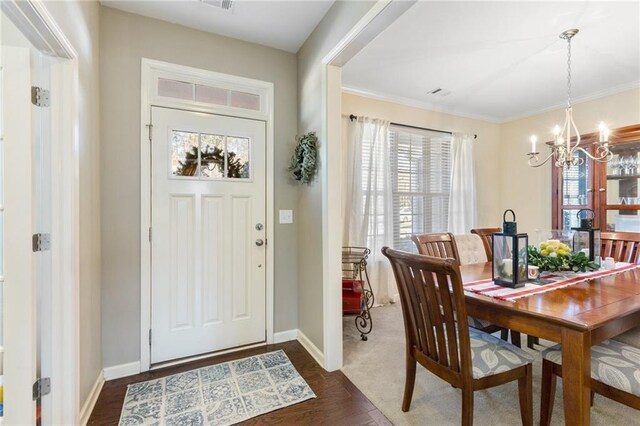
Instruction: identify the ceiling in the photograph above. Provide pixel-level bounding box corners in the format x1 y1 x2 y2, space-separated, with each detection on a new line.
100 0 334 53
342 1 640 122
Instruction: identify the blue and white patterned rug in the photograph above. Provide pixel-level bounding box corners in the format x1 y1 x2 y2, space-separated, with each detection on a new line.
119 350 316 425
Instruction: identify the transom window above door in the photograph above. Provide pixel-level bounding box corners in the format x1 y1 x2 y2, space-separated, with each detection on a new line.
170 130 251 180
158 77 261 111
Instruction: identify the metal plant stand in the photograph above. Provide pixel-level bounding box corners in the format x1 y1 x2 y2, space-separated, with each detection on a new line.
342 246 374 341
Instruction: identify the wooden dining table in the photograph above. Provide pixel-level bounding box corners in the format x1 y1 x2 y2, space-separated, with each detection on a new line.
460 262 640 426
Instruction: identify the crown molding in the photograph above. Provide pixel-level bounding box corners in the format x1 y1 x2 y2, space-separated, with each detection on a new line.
500 80 640 123
341 86 501 124
343 81 640 125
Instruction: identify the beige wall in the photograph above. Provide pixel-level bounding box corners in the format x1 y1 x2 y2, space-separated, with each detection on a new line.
296 1 376 353
342 92 503 228
43 0 103 409
500 88 640 234
100 7 299 368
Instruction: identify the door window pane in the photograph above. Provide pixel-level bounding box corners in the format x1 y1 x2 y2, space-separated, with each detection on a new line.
200 134 225 178
171 131 199 177
226 136 250 179
169 131 250 180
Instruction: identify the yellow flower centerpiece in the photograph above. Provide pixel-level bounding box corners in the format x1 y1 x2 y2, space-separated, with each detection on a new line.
529 239 598 273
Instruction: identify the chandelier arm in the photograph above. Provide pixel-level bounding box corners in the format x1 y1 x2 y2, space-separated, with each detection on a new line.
528 151 556 168
573 146 614 163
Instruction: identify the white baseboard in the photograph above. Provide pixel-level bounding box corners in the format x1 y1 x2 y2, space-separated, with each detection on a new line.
103 361 141 380
296 329 325 368
273 329 298 344
79 372 104 425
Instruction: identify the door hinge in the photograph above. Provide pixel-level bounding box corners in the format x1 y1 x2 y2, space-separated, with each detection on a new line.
32 233 51 252
149 329 152 346
146 124 153 142
149 227 152 242
33 377 51 400
31 86 50 107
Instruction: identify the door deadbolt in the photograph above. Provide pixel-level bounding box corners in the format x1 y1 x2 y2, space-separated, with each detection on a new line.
255 223 264 231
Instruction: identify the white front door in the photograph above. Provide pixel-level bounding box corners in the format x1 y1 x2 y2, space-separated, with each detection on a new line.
150 107 267 364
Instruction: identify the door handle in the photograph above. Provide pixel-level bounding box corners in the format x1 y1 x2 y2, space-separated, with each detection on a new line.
586 189 593 193
599 188 606 192
255 239 264 247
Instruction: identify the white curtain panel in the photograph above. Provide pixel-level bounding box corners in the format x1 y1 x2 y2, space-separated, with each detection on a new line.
448 133 477 234
343 116 396 304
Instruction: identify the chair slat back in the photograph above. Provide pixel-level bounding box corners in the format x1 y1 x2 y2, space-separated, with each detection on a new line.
382 247 472 380
470 227 502 261
411 232 460 260
601 232 640 264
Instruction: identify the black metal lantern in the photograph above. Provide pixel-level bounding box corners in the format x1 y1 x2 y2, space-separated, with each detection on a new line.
572 209 601 264
492 209 529 288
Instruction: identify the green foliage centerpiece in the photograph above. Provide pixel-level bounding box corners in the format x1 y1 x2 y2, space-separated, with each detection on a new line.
528 240 599 273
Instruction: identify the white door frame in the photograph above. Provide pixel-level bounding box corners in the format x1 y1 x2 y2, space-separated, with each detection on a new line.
140 59 275 372
1 0 79 424
319 0 415 371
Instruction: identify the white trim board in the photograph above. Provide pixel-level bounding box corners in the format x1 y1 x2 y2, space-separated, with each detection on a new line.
79 372 104 426
139 58 276 372
103 361 142 381
296 329 325 368
273 329 298 344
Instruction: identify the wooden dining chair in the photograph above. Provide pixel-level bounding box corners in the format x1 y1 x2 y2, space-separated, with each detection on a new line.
470 227 501 261
411 232 522 348
381 247 533 426
601 232 640 264
601 232 640 351
540 340 640 425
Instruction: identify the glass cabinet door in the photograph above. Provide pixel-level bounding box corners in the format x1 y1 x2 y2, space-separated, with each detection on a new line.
602 140 640 232
555 149 594 229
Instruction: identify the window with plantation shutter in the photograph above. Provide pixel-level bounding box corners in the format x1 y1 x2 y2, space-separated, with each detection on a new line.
389 126 452 252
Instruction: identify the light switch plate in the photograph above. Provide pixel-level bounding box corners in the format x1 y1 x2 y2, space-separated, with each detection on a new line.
279 209 293 224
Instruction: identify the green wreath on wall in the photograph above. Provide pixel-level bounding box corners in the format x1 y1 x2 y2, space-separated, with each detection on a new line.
288 131 318 184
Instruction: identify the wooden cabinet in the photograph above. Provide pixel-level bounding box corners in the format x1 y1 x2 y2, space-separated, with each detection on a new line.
552 125 640 231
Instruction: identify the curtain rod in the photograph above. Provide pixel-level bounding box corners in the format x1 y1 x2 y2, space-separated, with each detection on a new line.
348 114 477 139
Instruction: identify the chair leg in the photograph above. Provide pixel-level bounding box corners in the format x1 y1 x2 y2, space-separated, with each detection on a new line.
590 390 595 407
402 352 417 412
461 387 474 426
500 329 509 341
527 335 539 349
518 364 533 426
540 360 557 426
511 330 522 348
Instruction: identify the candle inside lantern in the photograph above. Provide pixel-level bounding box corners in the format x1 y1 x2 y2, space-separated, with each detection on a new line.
502 258 513 278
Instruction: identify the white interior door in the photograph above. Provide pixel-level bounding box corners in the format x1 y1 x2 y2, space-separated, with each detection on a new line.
2 28 52 426
151 107 267 364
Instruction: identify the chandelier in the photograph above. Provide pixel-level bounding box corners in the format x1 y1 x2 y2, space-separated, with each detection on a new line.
527 29 612 168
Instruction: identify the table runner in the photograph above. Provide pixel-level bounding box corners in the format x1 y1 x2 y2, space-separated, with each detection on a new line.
463 262 640 302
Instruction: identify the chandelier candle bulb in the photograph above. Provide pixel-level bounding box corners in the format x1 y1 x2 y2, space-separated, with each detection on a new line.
530 135 537 153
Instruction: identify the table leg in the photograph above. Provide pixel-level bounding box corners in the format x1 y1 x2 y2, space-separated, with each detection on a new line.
561 328 591 426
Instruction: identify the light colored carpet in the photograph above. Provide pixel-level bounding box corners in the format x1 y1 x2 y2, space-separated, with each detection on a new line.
342 304 638 425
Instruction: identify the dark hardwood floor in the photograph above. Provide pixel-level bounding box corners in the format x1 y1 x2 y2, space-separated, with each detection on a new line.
88 341 390 425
